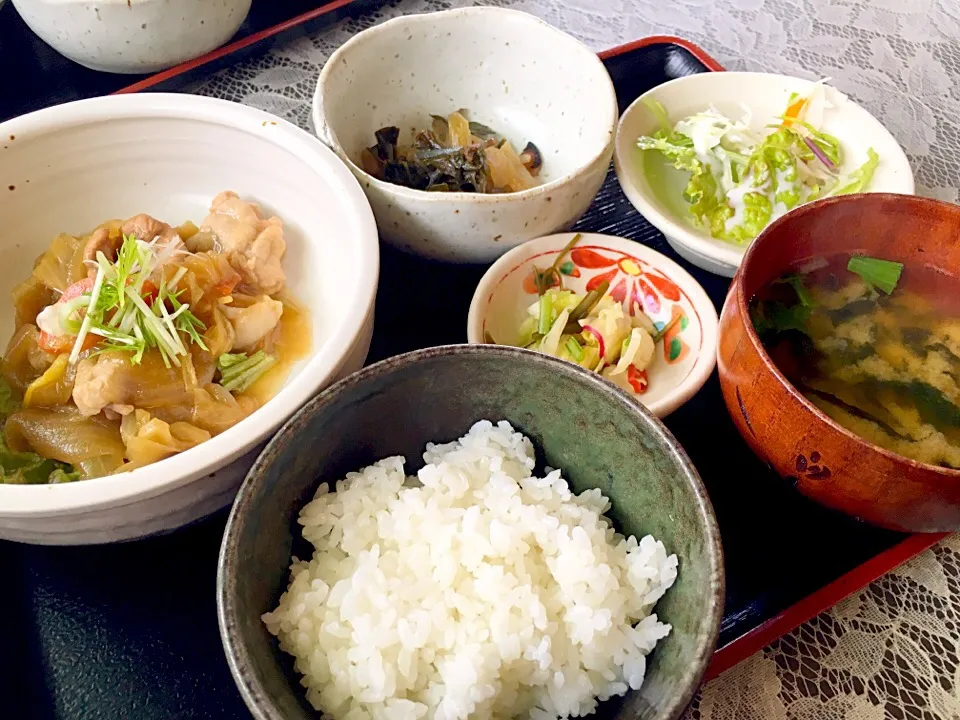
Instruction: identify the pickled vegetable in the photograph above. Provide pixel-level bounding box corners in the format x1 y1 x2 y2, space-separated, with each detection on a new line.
361 110 542 193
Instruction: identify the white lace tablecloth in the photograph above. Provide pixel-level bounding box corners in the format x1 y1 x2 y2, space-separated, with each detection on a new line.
192 0 960 717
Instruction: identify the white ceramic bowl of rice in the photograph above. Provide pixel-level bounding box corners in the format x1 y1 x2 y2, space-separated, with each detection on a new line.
0 93 379 544
218 345 724 720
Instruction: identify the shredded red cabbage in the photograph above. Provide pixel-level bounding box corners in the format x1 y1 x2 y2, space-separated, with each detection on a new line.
803 136 836 171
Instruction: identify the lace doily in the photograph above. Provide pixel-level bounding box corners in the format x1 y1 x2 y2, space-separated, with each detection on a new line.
190 1 960 717
683 535 960 720
193 0 960 202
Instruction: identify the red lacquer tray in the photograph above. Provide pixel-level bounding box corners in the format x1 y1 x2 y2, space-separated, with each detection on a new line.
0 3 943 716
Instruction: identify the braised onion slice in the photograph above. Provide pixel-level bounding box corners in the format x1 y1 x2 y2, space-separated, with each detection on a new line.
4 406 125 477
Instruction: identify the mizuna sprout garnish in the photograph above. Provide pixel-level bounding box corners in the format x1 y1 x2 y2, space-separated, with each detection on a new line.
68 234 207 367
217 351 277 393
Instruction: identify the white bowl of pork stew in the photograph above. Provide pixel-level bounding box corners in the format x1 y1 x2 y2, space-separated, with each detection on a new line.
0 94 379 544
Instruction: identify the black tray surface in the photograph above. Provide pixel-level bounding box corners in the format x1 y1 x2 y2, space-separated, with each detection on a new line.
2 39 907 720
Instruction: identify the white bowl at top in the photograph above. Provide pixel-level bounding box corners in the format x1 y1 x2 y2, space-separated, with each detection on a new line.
312 7 618 264
614 72 915 277
12 0 251 74
0 94 379 545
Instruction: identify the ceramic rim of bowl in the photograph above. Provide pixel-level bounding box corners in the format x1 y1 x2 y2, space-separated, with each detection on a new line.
466 233 720 417
735 192 960 478
0 93 380 515
217 342 725 720
312 7 619 204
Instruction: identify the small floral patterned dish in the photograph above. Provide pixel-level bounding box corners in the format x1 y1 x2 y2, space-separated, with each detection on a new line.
467 232 719 418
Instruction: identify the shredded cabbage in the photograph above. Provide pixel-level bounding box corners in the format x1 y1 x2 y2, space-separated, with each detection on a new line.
538 308 571 358
609 328 656 376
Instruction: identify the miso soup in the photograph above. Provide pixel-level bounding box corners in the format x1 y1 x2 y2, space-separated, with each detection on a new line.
750 254 960 470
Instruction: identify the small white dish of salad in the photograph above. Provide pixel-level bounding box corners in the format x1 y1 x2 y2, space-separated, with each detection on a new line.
614 72 914 277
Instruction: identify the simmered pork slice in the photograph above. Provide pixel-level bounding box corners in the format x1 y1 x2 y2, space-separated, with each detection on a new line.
82 214 182 279
200 191 286 295
72 352 190 417
222 296 285 351
121 213 180 244
83 228 122 271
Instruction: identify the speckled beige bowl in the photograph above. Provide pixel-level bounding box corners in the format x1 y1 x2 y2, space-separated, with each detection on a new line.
311 7 618 264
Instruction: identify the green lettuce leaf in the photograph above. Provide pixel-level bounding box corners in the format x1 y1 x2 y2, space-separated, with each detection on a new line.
636 134 699 173
712 192 774 245
749 129 800 189
683 163 721 220
636 101 703 173
753 128 797 173
776 186 802 210
828 148 880 197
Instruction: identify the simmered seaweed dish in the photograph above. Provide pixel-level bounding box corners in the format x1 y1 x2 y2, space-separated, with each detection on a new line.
360 110 542 193
751 254 960 469
1 191 310 484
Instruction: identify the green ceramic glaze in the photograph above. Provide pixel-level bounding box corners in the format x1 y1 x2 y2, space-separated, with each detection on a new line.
217 344 724 720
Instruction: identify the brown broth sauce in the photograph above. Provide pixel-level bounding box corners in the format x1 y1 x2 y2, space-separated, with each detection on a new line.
240 298 312 406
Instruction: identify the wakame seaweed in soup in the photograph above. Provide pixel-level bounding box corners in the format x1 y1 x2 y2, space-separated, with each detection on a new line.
750 254 960 470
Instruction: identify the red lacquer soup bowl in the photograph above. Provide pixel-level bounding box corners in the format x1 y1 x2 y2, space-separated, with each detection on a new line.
718 193 960 533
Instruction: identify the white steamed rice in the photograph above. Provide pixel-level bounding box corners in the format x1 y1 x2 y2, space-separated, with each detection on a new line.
262 420 678 720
